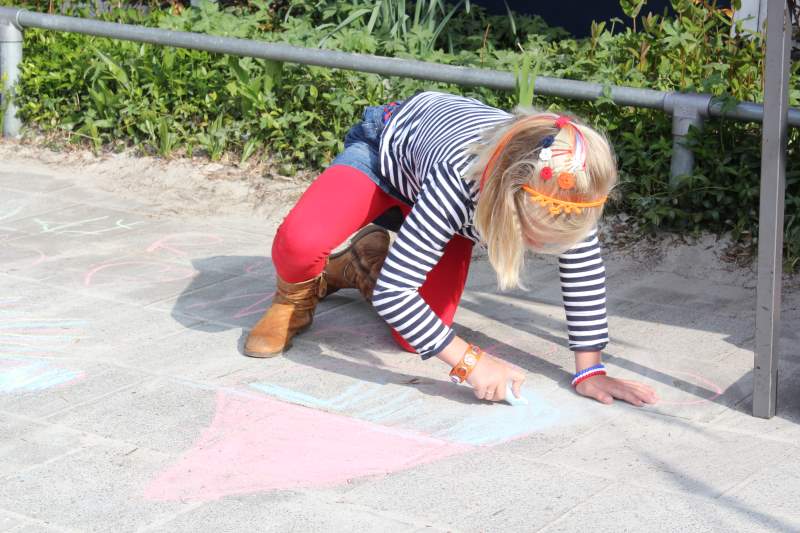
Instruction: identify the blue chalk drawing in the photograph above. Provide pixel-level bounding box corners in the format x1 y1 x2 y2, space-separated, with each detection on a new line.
250 381 564 446
0 358 83 393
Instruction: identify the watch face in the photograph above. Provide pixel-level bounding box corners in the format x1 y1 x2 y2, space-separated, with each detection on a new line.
463 353 477 366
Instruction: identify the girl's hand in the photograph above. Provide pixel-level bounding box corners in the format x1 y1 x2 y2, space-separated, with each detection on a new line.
575 375 658 406
466 353 526 402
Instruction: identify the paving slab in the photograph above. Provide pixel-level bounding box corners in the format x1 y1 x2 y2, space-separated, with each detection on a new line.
540 481 799 533
0 413 88 479
534 408 797 498
0 189 78 226
48 377 217 454
707 360 800 443
148 492 421 533
335 448 610 532
722 451 800 531
0 358 150 419
0 441 193 533
0 510 24 532
0 275 203 363
118 326 285 385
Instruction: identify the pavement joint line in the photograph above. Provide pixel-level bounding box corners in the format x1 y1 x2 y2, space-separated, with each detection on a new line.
0 203 86 225
469 286 761 325
0 508 80 533
133 501 206 533
297 490 460 532
38 374 157 421
534 482 617 533
0 269 237 314
0 408 174 464
527 439 799 501
0 444 90 486
716 445 800 499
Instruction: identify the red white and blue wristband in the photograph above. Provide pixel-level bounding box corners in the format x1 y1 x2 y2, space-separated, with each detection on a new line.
571 364 607 387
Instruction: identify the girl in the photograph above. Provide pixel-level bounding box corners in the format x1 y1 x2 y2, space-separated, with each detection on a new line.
244 91 657 407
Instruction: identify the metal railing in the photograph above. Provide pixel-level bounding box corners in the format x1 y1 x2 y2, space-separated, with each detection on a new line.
0 4 794 417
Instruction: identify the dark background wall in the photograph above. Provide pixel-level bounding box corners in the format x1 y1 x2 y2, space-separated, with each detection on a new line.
471 1 730 37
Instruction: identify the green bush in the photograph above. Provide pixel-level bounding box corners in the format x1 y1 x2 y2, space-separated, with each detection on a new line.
5 0 800 267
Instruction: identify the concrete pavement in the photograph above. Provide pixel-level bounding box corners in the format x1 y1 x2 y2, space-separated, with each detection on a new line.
0 155 799 532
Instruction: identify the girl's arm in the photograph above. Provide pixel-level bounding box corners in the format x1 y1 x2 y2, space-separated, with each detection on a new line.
371 164 526 401
559 236 657 406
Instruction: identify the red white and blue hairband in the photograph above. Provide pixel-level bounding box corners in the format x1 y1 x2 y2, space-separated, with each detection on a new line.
571 364 607 387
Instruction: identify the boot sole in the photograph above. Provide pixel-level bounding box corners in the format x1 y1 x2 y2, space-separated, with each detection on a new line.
242 325 311 358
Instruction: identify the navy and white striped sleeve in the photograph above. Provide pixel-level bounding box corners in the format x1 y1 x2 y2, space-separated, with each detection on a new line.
558 228 609 352
371 162 470 359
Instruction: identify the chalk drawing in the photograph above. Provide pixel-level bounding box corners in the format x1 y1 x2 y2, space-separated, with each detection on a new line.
0 298 88 356
83 261 196 287
143 390 470 502
34 216 145 236
0 203 24 223
185 290 274 320
243 259 271 276
0 238 48 267
0 357 84 393
146 233 224 257
250 380 562 447
655 370 723 406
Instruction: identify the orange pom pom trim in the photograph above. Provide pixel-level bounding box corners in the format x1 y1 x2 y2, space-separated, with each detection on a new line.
521 184 607 216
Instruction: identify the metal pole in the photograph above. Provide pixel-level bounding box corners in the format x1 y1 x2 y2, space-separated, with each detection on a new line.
753 0 792 419
664 93 712 184
0 14 22 138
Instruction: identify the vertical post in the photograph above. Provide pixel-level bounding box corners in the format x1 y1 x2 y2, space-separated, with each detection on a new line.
736 0 769 32
664 93 712 186
0 14 22 138
753 0 792 419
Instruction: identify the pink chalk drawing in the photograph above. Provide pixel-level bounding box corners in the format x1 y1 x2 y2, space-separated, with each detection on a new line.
185 291 275 320
144 390 470 502
243 259 271 277
146 233 224 257
83 261 197 287
0 298 88 356
0 239 48 267
655 370 723 406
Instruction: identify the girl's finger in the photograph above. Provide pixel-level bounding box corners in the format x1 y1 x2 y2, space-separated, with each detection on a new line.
619 379 657 397
579 382 612 404
474 385 488 400
484 387 496 401
594 389 614 404
494 384 506 402
615 381 657 404
511 373 525 399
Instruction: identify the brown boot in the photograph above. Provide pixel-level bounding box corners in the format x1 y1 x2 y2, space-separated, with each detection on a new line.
323 225 390 301
243 274 327 357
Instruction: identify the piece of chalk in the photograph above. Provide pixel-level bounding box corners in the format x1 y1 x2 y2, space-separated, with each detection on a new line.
505 384 529 406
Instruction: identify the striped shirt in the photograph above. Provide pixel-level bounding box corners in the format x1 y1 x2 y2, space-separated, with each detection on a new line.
372 91 609 358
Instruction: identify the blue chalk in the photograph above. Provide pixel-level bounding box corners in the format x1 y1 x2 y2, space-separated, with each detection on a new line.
505 383 529 406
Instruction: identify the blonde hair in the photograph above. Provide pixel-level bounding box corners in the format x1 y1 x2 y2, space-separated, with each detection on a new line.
468 108 617 290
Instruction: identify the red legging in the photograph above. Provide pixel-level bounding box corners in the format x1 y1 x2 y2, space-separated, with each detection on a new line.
272 165 473 352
